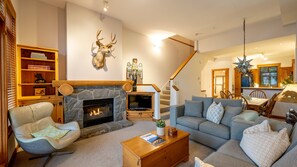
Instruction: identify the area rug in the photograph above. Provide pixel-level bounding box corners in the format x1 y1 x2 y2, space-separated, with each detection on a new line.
12 120 214 167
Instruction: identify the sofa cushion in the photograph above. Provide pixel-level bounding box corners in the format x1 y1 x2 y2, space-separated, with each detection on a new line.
214 98 242 108
255 116 293 135
206 102 224 124
177 116 206 130
272 144 297 167
194 157 214 167
287 124 297 153
192 96 213 118
184 100 203 117
217 140 254 164
240 120 290 167
199 121 230 139
204 152 255 167
221 106 242 127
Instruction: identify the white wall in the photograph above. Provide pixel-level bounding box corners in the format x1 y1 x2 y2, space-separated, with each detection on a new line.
15 0 66 79
199 17 297 53
122 28 192 88
66 2 123 80
17 0 58 48
173 52 203 104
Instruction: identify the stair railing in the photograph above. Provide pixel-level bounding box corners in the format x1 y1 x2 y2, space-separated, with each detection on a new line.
169 51 197 105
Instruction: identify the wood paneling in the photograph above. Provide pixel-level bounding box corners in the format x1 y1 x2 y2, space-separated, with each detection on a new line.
234 68 242 97
280 67 293 84
251 69 259 85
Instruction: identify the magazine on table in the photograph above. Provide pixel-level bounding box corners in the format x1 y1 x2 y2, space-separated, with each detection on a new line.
140 133 165 146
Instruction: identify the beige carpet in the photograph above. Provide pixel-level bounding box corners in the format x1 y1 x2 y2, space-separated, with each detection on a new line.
12 120 214 167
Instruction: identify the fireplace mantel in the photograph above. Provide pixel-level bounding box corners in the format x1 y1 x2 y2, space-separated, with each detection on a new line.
52 80 133 87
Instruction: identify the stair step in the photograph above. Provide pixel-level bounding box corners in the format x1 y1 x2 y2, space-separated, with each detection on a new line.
160 104 170 113
160 111 170 120
166 86 170 90
162 90 170 95
161 99 170 105
160 94 170 100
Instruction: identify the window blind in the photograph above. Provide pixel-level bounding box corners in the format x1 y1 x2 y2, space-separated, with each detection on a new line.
5 7 16 110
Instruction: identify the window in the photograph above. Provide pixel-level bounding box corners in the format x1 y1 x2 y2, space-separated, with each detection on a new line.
258 64 280 87
0 0 16 165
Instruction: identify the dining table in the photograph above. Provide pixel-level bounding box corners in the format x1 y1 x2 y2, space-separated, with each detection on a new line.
246 97 269 112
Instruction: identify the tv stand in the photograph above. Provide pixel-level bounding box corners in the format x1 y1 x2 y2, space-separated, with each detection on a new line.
126 92 154 120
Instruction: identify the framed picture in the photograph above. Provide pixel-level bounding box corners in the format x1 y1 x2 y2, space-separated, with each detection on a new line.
34 88 46 96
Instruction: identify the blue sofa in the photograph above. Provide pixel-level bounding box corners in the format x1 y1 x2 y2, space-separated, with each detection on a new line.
204 114 297 167
170 96 244 149
170 96 297 166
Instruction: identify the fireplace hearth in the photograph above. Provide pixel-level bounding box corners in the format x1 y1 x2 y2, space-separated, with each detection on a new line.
83 98 114 128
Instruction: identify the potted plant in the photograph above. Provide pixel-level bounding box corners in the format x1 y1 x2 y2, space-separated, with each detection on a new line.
156 119 166 136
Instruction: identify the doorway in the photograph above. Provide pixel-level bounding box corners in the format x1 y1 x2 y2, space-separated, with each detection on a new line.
212 68 229 97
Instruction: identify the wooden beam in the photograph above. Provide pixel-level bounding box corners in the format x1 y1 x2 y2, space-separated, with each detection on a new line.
52 80 133 87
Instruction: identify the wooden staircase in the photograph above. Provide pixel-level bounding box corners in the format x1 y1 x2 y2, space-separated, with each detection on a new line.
160 84 171 120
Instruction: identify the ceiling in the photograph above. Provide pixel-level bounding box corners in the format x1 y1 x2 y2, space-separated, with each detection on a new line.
38 0 296 58
39 0 297 40
201 35 296 59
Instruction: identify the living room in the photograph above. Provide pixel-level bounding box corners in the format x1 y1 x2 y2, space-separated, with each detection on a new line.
1 0 297 167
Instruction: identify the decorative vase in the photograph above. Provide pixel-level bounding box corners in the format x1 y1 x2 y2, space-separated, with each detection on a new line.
156 127 165 136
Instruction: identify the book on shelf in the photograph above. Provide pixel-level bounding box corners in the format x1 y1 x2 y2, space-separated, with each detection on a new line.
140 133 165 146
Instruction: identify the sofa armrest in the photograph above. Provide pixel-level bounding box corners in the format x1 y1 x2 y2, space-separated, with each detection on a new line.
170 105 185 127
231 110 259 140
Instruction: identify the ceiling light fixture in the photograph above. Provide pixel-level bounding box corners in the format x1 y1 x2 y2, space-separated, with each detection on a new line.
234 18 253 75
103 0 109 12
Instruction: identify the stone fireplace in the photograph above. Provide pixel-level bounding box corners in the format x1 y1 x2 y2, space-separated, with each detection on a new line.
63 85 127 128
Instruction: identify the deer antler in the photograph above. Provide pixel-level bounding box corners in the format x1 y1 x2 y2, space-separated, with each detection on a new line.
106 33 117 48
96 30 104 47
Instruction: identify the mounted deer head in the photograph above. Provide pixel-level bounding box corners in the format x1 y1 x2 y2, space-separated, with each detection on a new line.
91 30 117 69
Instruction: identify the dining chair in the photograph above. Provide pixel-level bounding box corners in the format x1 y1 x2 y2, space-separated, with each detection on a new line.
249 90 267 99
226 90 235 99
220 91 229 99
258 92 280 117
241 96 251 110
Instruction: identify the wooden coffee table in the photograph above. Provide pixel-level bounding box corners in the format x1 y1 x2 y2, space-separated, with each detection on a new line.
121 126 189 167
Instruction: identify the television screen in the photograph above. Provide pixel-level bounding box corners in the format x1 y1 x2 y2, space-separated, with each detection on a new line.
128 94 152 110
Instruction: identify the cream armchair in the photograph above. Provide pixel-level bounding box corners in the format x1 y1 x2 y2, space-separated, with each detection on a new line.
9 102 80 166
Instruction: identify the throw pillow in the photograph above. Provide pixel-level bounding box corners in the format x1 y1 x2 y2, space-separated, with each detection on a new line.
221 106 242 127
194 157 214 167
31 125 70 140
240 120 290 167
184 100 203 117
206 102 224 124
244 119 271 134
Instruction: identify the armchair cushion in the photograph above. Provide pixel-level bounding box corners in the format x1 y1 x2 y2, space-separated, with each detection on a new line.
184 100 203 117
31 125 70 140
